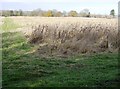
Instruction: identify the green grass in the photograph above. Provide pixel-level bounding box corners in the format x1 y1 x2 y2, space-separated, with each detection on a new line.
0 18 21 31
2 32 119 87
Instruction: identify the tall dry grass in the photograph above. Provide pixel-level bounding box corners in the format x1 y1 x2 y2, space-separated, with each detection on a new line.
23 17 118 56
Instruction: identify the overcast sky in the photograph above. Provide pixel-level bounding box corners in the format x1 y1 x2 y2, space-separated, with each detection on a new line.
0 0 119 15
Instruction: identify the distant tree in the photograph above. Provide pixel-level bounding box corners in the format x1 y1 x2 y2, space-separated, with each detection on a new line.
0 10 2 16
30 10 38 16
52 9 58 16
2 10 10 17
55 11 62 17
110 9 115 17
12 10 23 16
13 10 19 16
19 10 23 16
68 10 78 17
31 8 44 16
10 10 14 16
87 12 90 17
23 11 31 16
79 9 90 17
63 11 67 17
32 8 43 16
45 10 53 17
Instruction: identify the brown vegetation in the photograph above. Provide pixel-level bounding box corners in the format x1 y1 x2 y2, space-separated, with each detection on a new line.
23 17 118 57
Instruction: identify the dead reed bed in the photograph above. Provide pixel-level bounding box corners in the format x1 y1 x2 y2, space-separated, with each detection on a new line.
23 17 118 56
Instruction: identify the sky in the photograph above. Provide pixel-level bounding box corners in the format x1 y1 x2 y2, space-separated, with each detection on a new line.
0 0 119 15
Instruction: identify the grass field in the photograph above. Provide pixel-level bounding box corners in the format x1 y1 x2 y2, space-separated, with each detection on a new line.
0 18 21 32
1 17 119 87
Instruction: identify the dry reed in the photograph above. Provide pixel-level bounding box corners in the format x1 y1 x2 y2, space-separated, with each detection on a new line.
23 17 118 56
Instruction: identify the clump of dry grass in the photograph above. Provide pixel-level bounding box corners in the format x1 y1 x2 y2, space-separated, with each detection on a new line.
26 18 118 56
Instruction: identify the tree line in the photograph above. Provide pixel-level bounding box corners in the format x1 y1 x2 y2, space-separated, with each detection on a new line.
0 8 115 18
